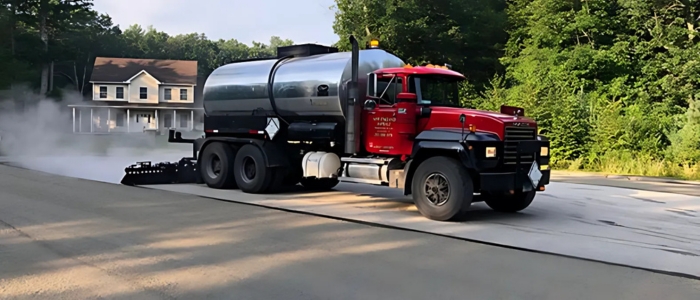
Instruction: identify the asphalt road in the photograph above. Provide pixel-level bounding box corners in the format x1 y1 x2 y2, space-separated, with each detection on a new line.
1 165 699 299
148 179 700 278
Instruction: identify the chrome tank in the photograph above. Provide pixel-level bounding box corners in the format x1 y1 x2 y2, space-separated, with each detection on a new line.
202 49 405 118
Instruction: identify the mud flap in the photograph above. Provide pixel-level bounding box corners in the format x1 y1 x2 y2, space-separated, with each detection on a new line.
121 157 201 186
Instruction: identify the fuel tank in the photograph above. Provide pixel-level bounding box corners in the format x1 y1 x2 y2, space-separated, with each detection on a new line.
202 49 405 118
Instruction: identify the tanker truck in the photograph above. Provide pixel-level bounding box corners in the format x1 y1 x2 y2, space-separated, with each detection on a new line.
121 36 551 221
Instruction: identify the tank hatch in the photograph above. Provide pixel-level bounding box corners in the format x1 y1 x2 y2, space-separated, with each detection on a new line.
277 43 339 58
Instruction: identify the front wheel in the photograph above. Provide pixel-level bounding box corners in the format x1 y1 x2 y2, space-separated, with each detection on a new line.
483 190 536 213
411 156 473 221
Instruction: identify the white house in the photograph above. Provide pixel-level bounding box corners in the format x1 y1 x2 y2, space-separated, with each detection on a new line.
68 57 204 134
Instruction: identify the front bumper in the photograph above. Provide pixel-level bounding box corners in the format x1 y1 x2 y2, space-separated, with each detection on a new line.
478 139 551 193
480 167 551 193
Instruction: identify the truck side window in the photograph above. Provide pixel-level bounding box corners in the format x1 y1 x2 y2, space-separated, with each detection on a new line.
376 77 403 104
410 76 459 106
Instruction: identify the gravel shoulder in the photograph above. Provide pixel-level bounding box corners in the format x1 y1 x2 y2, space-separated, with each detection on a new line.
550 171 700 197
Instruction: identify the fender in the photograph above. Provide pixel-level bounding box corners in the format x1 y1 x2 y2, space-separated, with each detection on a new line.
402 129 500 195
199 137 290 168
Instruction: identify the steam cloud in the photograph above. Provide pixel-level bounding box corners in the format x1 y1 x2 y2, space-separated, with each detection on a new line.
0 85 192 184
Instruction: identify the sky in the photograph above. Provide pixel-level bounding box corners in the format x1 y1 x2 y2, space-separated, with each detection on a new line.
92 0 340 46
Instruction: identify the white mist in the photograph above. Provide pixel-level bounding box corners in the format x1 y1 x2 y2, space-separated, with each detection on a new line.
0 85 192 184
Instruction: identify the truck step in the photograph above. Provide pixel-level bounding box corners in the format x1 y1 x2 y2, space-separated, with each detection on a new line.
338 177 385 185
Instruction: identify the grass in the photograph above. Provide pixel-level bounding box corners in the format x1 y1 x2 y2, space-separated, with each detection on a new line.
552 152 700 181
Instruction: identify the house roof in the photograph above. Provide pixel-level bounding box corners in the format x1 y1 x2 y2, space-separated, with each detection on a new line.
90 57 198 85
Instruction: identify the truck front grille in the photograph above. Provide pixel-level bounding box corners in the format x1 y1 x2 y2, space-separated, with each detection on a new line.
504 126 537 165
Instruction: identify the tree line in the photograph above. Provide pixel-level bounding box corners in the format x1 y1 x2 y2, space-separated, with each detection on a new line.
2 0 699 178
0 0 293 96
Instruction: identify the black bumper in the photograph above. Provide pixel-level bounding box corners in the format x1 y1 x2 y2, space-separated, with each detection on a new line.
479 139 550 193
480 168 551 193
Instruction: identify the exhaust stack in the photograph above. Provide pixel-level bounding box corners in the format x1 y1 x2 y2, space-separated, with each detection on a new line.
345 35 360 154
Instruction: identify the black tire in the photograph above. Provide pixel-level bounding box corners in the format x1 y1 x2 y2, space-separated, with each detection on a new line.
199 142 238 189
300 177 339 191
411 156 473 221
483 190 536 213
234 144 276 193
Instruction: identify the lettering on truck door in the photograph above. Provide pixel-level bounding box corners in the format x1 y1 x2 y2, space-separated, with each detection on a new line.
363 76 403 154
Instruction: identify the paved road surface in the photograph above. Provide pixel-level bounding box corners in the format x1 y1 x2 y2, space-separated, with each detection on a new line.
1 165 699 299
148 179 700 278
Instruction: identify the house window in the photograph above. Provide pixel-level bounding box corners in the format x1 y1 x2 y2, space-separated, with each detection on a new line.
99 86 107 98
116 87 124 99
180 89 188 100
163 113 173 128
140 87 147 99
115 112 125 127
164 88 172 100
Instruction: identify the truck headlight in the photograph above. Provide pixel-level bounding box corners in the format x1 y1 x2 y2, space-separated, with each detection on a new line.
485 147 496 158
540 146 549 157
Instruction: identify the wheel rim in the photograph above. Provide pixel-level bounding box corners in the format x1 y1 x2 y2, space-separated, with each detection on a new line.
206 155 222 178
424 173 450 206
240 156 256 183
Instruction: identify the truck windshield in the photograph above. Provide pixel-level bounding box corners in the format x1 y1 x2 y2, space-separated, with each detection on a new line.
409 75 461 107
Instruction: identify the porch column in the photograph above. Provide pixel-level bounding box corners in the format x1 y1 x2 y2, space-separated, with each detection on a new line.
155 109 159 130
127 109 130 133
107 109 111 133
173 110 176 129
190 110 194 131
90 108 93 133
72 107 75 133
79 109 82 133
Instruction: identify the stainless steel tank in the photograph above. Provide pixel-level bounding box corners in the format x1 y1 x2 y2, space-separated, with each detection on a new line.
202 49 405 118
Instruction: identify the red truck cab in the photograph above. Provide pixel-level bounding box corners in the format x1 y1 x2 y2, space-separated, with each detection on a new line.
361 63 550 220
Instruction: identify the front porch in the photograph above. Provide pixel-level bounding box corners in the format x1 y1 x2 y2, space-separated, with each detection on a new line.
68 104 204 135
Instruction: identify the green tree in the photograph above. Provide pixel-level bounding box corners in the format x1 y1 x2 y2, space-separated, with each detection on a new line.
17 0 93 94
484 0 700 174
332 0 508 89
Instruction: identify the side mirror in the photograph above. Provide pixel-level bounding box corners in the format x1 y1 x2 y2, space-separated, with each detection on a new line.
396 92 417 101
364 99 377 111
367 73 377 97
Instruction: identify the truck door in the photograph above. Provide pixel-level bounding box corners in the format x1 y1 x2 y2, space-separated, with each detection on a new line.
362 75 414 155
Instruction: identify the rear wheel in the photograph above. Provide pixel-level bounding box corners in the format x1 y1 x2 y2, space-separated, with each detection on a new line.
411 156 473 221
483 191 536 213
300 177 339 191
199 142 237 189
234 144 277 193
